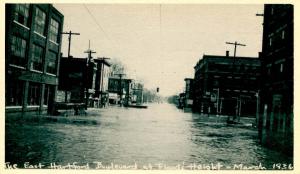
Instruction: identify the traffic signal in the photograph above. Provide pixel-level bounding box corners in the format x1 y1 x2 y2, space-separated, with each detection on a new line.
157 87 159 93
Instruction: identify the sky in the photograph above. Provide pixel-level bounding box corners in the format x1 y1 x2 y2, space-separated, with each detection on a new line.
54 4 264 97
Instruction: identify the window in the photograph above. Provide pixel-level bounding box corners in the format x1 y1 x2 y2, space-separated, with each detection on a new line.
46 51 57 74
10 35 27 66
49 18 59 43
14 4 30 26
34 7 46 36
269 38 272 46
282 30 285 39
280 63 284 73
28 82 41 105
31 44 44 71
6 79 23 106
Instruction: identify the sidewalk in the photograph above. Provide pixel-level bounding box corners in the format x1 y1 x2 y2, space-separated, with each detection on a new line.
5 108 105 125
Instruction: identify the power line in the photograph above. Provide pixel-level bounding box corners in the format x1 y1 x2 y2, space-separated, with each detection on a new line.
82 4 121 55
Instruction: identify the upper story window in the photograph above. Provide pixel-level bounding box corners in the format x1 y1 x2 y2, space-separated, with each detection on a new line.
10 35 27 66
280 63 284 73
269 38 272 47
31 44 44 71
49 18 59 43
282 30 285 39
46 51 57 74
14 4 30 27
34 7 46 36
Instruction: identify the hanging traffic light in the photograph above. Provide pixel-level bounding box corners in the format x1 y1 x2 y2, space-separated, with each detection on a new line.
157 87 159 93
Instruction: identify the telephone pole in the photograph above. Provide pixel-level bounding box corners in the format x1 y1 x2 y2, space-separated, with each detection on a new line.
226 41 246 122
226 41 246 59
84 41 96 109
61 30 80 58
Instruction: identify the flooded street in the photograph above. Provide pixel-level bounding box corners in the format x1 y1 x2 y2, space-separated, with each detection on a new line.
6 103 292 170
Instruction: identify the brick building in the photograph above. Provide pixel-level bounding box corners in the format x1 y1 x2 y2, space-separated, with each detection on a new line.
5 4 64 115
193 53 261 117
258 4 293 155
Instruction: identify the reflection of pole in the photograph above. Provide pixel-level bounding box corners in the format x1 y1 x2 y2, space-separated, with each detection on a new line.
256 90 260 127
216 88 219 116
220 97 224 115
238 97 242 122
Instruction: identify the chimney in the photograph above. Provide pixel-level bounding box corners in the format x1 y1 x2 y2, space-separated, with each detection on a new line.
226 51 230 57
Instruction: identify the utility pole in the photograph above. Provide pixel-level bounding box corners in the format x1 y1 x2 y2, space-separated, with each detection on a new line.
226 41 246 122
115 73 125 106
97 57 110 107
84 41 96 109
226 41 246 61
61 31 80 103
61 30 80 58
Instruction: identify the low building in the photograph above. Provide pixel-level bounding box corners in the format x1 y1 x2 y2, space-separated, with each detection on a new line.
108 77 132 106
5 4 64 115
57 57 97 108
193 52 261 117
132 82 144 105
258 4 293 155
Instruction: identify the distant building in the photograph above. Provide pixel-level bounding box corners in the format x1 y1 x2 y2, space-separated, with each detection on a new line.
193 52 261 116
5 4 64 115
94 58 111 107
258 4 293 155
57 57 97 107
132 82 144 105
184 78 194 108
108 77 132 105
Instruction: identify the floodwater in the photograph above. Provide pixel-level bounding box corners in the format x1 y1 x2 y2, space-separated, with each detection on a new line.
5 103 293 170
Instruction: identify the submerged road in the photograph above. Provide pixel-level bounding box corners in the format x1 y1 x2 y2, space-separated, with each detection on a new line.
5 103 292 170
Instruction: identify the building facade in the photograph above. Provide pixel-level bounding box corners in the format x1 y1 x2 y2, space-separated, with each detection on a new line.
57 57 96 107
132 82 144 105
108 77 132 105
184 78 194 108
5 4 64 115
93 58 111 107
193 53 261 117
258 4 293 155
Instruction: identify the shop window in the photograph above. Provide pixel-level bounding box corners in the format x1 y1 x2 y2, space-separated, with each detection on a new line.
34 7 46 36
14 4 30 26
31 44 44 71
10 35 27 66
6 79 23 106
28 82 41 105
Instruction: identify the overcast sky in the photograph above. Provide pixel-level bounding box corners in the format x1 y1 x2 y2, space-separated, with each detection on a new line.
54 4 264 97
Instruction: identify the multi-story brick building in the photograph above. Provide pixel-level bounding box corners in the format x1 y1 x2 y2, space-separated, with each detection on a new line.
258 4 293 155
193 53 261 117
5 4 64 115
